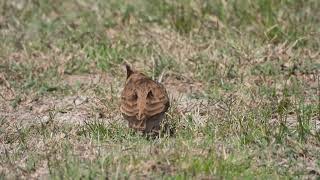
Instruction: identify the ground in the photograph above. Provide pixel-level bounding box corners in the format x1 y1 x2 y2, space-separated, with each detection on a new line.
0 0 320 179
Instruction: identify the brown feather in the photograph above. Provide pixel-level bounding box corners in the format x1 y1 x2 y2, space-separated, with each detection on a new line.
120 64 170 133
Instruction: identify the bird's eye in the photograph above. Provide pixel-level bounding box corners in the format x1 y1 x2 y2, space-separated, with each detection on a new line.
147 90 153 99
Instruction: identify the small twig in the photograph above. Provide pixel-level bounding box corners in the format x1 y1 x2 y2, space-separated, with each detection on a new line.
2 75 15 96
0 92 14 101
158 69 166 83
0 74 16 101
152 55 155 80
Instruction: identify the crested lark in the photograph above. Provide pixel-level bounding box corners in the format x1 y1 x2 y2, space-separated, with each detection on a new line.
120 63 170 133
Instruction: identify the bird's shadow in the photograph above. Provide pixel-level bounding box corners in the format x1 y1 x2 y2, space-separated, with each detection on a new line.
142 120 177 140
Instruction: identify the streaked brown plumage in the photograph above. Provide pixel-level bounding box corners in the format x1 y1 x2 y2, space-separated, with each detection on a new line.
120 63 170 133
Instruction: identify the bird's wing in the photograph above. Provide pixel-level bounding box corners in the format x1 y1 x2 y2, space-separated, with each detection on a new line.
144 83 170 117
120 85 138 117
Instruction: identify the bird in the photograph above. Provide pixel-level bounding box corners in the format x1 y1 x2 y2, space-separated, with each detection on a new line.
120 63 170 134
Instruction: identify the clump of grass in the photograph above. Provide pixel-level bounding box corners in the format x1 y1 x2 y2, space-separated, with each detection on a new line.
85 42 125 72
77 120 130 141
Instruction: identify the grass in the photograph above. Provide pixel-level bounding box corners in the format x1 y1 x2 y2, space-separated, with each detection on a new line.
1 0 320 179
